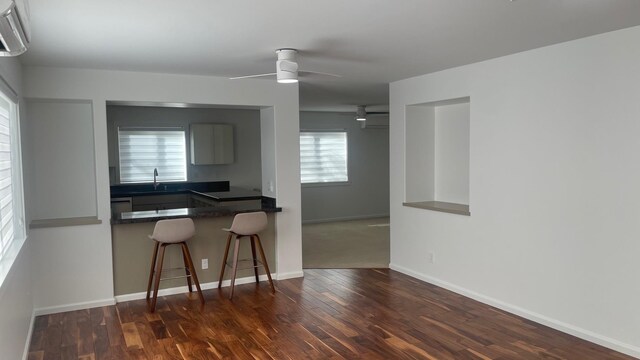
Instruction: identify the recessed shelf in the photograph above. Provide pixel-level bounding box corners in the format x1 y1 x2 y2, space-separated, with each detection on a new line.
402 201 470 216
405 97 470 211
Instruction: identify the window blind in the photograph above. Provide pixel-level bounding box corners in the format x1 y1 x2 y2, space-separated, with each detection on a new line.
118 128 187 183
0 95 14 258
300 131 348 184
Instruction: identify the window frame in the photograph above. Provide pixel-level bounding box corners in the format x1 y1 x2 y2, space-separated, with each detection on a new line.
117 126 188 184
0 87 26 286
299 129 350 187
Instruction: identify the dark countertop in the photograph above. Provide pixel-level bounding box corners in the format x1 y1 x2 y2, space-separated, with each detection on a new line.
112 202 281 225
190 186 262 202
110 181 230 198
110 181 277 224
111 182 262 202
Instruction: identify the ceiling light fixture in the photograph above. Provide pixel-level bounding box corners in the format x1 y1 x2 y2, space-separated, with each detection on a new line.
276 49 299 84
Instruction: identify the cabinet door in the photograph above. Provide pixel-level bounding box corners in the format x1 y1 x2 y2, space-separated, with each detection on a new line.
190 124 234 165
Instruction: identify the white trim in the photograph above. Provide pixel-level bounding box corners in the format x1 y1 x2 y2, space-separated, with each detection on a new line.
33 298 116 317
275 271 304 281
302 213 390 225
21 310 36 360
115 274 278 302
389 263 640 359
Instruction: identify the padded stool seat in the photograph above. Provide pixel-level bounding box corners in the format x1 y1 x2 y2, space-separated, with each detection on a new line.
218 211 275 299
146 218 204 312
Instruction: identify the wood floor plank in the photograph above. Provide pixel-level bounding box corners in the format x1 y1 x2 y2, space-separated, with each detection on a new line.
75 311 94 358
28 350 44 360
29 269 634 360
121 322 143 350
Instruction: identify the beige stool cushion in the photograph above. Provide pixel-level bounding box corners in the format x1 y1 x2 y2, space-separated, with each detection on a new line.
224 211 267 236
149 218 195 243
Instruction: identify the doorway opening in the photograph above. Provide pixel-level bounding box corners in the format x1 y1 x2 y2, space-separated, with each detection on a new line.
299 111 390 269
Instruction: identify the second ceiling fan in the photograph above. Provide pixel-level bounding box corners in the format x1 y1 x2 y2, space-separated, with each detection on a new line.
230 48 341 84
355 105 389 121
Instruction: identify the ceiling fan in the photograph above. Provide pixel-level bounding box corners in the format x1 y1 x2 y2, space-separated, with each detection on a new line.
355 105 389 121
229 48 341 84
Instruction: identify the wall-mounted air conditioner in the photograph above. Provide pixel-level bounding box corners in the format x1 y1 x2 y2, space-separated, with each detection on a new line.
360 116 389 129
0 0 29 57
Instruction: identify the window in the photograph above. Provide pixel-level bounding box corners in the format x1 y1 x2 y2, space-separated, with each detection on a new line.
300 131 348 184
0 90 24 262
118 128 187 183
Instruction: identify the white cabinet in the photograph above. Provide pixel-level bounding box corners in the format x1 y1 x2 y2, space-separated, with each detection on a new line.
190 124 234 165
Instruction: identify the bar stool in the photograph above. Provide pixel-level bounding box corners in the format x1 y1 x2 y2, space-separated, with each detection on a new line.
146 218 204 312
218 211 275 299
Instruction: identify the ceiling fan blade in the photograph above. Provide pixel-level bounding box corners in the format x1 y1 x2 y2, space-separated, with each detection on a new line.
299 70 342 78
229 73 276 80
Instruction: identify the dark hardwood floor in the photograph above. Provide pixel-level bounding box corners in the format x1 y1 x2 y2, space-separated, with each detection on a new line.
28 269 632 359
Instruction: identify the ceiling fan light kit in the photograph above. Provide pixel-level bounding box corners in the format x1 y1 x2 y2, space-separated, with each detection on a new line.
276 48 299 84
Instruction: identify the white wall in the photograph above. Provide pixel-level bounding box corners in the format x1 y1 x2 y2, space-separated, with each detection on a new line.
0 57 34 360
300 111 389 223
107 106 262 189
23 66 302 313
390 25 640 357
0 238 32 360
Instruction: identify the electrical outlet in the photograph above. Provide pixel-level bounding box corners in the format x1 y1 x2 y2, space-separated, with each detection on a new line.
428 252 435 264
201 258 208 270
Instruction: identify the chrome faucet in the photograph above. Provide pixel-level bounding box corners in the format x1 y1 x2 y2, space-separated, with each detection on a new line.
153 168 160 190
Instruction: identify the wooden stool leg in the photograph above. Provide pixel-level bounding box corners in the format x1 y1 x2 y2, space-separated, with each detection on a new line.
218 233 232 288
229 236 241 299
149 244 166 312
146 241 159 301
254 235 275 293
181 242 204 305
182 248 193 293
250 236 260 283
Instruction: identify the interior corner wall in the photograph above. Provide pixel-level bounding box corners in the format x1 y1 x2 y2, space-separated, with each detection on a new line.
390 25 640 357
405 105 435 202
22 67 302 311
0 57 34 360
300 111 389 223
434 103 470 204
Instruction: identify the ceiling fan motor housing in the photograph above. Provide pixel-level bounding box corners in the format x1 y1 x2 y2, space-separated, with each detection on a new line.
276 48 299 83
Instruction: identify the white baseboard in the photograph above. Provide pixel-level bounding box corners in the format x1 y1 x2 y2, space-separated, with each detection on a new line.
33 298 116 317
389 263 640 359
21 310 36 360
302 213 390 225
115 273 278 303
276 271 304 280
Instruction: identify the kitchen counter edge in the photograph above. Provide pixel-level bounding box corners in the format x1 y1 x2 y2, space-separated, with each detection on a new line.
111 205 282 225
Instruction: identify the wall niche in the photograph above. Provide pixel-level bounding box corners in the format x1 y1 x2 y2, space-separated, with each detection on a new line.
404 97 470 216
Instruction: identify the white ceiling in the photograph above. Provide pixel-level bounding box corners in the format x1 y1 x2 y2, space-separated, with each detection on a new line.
21 0 640 111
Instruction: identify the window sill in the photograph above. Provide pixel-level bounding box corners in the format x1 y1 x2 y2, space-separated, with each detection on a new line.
0 235 26 288
302 181 351 188
403 201 470 216
29 216 102 229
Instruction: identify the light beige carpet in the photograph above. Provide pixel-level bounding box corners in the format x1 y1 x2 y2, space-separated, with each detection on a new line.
302 217 390 269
